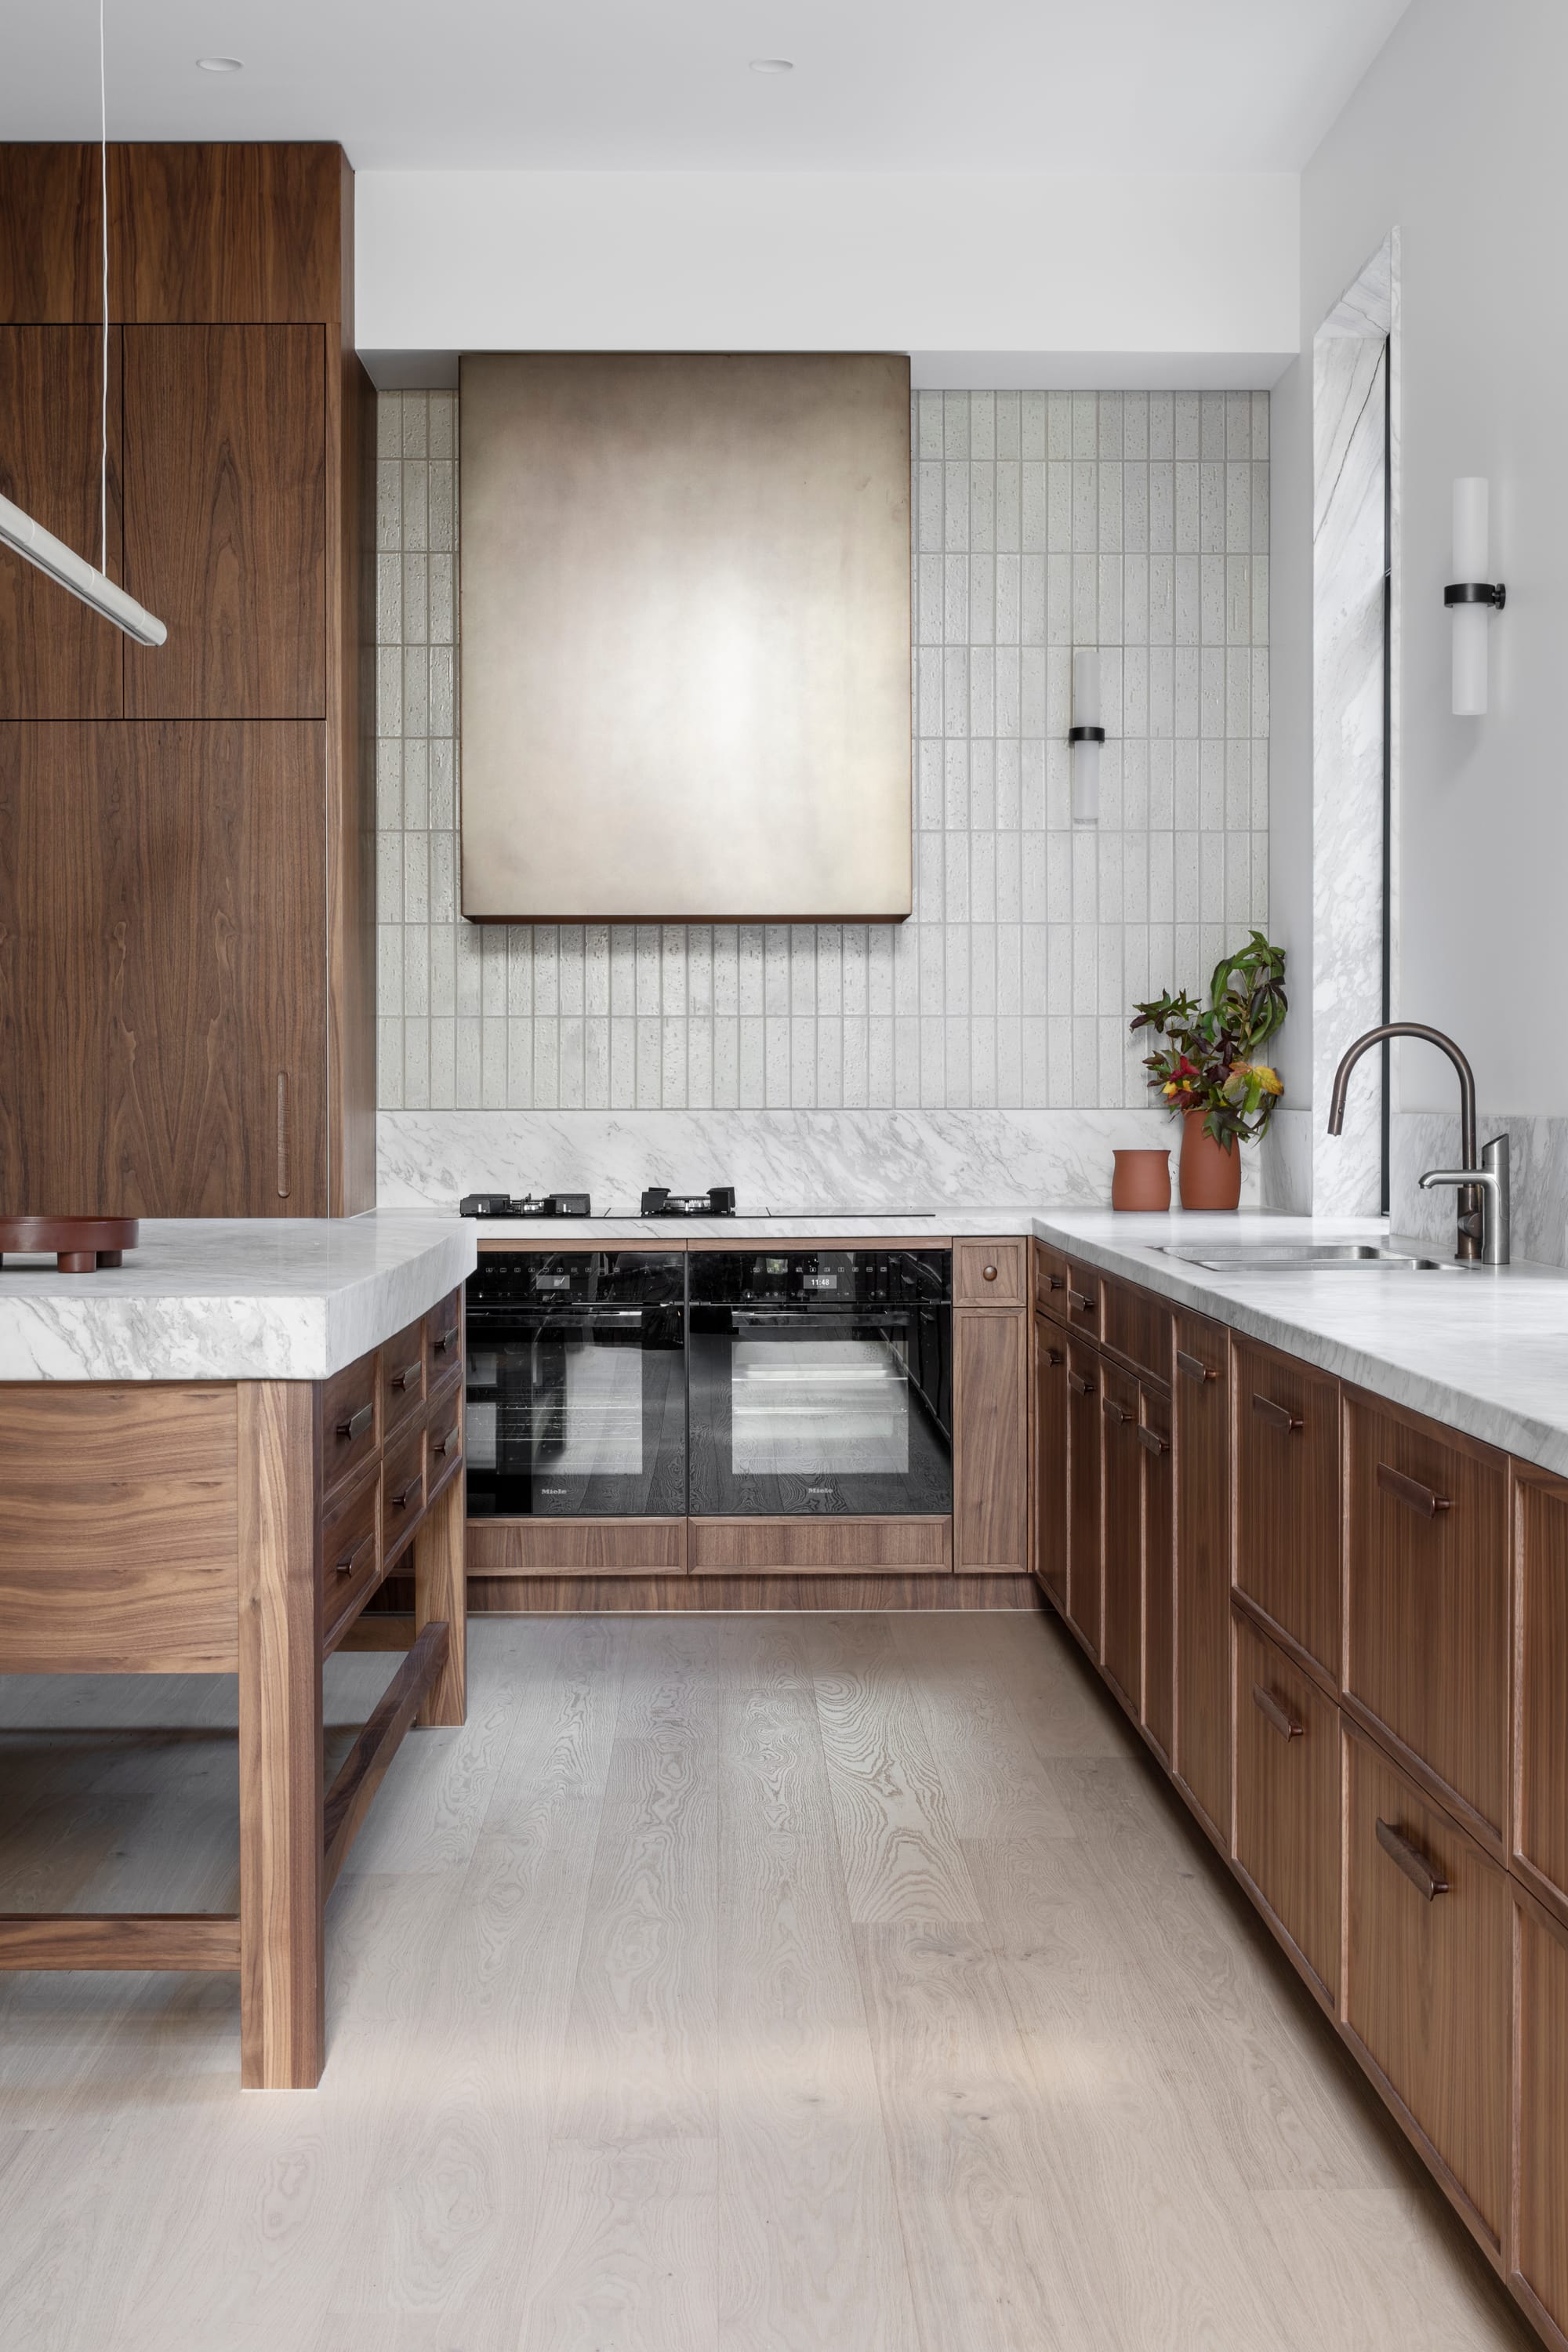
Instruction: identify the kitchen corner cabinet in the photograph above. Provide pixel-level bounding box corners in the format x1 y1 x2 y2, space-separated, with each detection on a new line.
1028 1237 1565 2340
0 142 374 1218
954 1240 1029 1573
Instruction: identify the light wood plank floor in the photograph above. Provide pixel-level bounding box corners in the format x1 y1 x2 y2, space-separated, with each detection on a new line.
0 1613 1538 2351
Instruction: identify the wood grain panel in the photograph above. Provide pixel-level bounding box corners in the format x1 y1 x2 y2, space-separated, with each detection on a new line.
1233 1334 1341 1685
0 1913 240 1970
1517 1468 1568 1936
0 326 122 717
1101 1275 1173 1387
1343 1722 1510 2249
953 1236 1025 1308
1345 1388 1510 1846
1174 1308 1232 1848
122 325 327 719
320 1460 381 1657
0 145 101 321
0 722 328 1217
329 347 379 1215
1232 1607 1340 2002
1099 1357 1143 1715
1033 1239 1070 1323
1515 1887 1568 2347
237 1380 324 2091
412 1474 466 1728
463 1571 1043 1613
1064 1258 1101 1339
1033 1316 1069 1610
0 1384 238 1672
690 1516 952 1574
954 1306 1029 1573
111 143 345 324
1141 1382 1174 1763
321 1620 450 1896
467 1519 688 1577
1065 1338 1103 1656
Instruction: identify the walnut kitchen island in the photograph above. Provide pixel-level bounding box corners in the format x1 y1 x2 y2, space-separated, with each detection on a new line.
0 1214 476 2089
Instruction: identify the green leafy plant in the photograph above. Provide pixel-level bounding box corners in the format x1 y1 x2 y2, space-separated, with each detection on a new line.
1130 931 1288 1152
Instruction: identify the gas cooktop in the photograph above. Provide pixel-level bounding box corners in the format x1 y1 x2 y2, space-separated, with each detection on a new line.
640 1186 736 1218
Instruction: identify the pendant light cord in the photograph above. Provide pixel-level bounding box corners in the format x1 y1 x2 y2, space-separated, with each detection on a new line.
100 0 108 574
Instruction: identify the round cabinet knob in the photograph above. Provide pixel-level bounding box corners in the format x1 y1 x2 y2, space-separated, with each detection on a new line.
983 1264 998 1282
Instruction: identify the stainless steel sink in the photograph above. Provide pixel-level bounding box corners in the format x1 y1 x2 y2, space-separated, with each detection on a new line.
1158 1242 1458 1273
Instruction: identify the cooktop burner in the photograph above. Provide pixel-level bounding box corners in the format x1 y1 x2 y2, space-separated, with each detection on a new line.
459 1192 592 1218
640 1185 737 1218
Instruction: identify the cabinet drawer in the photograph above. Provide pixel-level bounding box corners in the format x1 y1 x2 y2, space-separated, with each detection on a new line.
1102 1276 1172 1387
321 1461 380 1653
1174 1308 1232 1847
1034 1318 1069 1610
1344 1725 1510 2248
382 1421 426 1568
1035 1241 1070 1323
1141 1385 1174 1765
426 1385 464 1497
1064 1260 1101 1338
379 1316 427 1439
1233 1610 1341 2001
1345 1391 1509 1843
954 1238 1026 1309
1513 1468 1568 1918
1065 1339 1103 1656
1516 1890 1568 2343
321 1346 378 1497
1234 1336 1341 1682
1100 1359 1143 1715
425 1288 463 1381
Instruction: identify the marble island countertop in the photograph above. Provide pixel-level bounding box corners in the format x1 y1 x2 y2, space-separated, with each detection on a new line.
0 1214 477 1382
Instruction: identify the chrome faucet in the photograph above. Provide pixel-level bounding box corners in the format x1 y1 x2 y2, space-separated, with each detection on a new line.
1326 1022 1510 1265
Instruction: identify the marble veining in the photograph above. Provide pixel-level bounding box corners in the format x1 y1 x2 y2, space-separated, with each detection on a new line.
0 1216 476 1383
1038 1207 1568 1479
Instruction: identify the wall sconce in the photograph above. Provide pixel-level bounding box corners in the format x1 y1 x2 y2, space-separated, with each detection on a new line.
1070 647 1104 826
1445 477 1504 716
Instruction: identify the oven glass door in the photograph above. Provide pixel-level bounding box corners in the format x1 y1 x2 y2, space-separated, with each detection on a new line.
687 1253 952 1516
465 1302 686 1516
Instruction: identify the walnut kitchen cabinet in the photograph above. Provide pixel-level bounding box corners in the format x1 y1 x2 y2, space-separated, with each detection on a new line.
1173 1308 1232 1848
1515 1887 1568 2348
1139 1382 1174 1764
1100 1356 1144 1714
1065 1338 1104 1656
1033 1317 1069 1611
0 325 123 718
1233 1334 1341 1685
953 1243 1029 1575
1513 1465 1568 1928
1233 1609 1341 2002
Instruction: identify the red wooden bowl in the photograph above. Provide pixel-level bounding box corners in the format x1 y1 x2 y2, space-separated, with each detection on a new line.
0 1216 140 1272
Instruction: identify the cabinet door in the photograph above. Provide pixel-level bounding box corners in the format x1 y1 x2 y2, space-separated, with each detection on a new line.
122 324 327 719
1343 1724 1511 2250
1234 1335 1341 1682
1514 1469 1568 1921
1141 1385 1174 1763
1516 1889 1568 2347
0 326 123 719
953 1307 1028 1573
1065 1341 1103 1656
1345 1390 1509 1845
1101 1358 1143 1715
1033 1316 1069 1610
1174 1308 1232 1846
0 722 326 1216
1233 1609 1341 2001
954 1237 1026 1308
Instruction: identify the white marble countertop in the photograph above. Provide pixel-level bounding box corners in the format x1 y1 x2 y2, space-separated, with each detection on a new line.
1033 1208 1568 1477
0 1215 477 1383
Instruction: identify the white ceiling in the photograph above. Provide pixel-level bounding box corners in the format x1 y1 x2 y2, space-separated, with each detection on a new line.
5 0 1410 175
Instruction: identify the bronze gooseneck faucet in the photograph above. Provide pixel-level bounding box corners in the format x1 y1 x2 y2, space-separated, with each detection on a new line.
1327 1022 1509 1265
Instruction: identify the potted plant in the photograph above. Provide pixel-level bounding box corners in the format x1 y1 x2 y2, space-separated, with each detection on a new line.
1131 932 1287 1210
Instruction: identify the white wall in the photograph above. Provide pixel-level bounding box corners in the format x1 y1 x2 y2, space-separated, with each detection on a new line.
355 170 1299 387
1272 0 1568 1117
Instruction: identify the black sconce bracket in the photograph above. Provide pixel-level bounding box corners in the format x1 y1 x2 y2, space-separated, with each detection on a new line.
1068 725 1106 744
1444 582 1507 609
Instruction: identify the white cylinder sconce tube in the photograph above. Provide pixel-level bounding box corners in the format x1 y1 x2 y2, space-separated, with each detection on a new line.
1070 647 1103 826
1446 477 1504 717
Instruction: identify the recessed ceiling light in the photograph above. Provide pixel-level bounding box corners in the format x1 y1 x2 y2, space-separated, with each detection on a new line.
197 56 244 73
749 58 794 73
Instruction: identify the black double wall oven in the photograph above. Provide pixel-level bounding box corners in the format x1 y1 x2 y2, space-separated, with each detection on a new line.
464 1247 953 1521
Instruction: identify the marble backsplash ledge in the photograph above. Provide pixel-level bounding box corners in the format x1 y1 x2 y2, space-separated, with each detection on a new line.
378 1106 1264 1214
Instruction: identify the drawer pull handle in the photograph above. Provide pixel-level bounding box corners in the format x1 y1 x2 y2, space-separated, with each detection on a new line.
1136 1425 1170 1457
1376 1817 1449 1902
1067 1370 1095 1397
1252 1392 1303 1435
390 1359 423 1393
336 1402 373 1443
391 1476 423 1512
1068 1288 1094 1312
1177 1349 1218 1384
434 1427 459 1459
1102 1396 1132 1424
334 1534 373 1579
1041 1345 1065 1368
1377 1463 1453 1519
432 1323 460 1355
1041 1270 1064 1291
1251 1684 1303 1742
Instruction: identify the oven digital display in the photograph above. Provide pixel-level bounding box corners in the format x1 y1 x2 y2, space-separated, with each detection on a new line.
803 1274 839 1290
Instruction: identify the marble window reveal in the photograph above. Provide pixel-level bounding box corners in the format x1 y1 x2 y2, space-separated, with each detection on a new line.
375 388 1269 1115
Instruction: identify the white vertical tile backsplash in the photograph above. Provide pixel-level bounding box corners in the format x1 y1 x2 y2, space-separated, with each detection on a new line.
375 387 1268 1113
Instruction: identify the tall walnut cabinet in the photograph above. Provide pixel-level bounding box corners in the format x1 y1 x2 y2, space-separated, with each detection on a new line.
0 143 375 1218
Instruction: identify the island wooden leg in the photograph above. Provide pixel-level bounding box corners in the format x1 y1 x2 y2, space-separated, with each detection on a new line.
412 1470 466 1727
237 1382 324 2089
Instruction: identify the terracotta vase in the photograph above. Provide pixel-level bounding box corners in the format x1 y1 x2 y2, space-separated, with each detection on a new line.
1178 1109 1243 1211
1110 1149 1171 1211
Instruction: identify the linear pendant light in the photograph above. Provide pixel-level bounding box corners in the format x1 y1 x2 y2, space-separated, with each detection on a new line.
0 0 166 650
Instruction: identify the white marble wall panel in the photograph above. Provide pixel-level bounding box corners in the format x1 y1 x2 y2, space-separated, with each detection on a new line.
374 388 1270 1168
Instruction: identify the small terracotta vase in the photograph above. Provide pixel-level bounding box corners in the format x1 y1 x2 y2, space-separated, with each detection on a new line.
1111 1149 1171 1212
1178 1109 1243 1211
